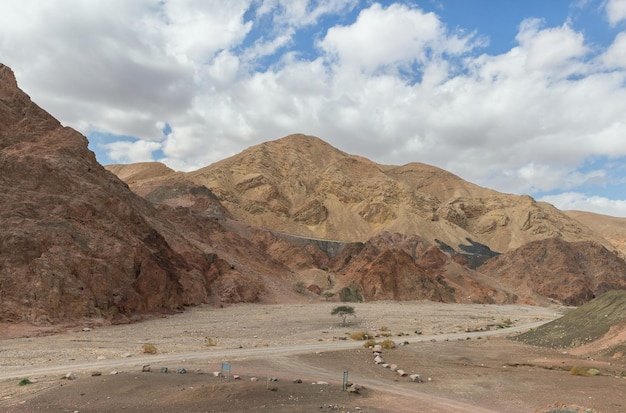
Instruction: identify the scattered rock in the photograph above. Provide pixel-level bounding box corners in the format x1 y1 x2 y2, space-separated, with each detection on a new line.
410 374 423 382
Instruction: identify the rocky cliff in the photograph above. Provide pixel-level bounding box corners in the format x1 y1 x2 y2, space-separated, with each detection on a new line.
0 64 263 325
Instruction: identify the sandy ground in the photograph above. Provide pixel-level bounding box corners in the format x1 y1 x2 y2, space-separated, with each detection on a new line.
1 301 625 412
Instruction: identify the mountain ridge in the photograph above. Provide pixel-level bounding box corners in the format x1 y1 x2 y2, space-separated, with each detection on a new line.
109 133 620 257
4 61 626 330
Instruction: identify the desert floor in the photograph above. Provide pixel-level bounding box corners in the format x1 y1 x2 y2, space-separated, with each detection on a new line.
1 301 625 413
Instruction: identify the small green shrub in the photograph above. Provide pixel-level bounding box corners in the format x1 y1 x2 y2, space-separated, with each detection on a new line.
142 343 157 354
18 378 32 386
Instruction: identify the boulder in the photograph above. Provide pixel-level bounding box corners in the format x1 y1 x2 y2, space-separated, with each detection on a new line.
410 374 423 382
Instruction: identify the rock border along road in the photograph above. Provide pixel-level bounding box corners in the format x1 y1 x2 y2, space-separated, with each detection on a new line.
0 318 551 382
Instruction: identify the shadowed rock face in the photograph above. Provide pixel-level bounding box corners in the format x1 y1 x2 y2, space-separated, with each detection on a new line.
0 64 223 324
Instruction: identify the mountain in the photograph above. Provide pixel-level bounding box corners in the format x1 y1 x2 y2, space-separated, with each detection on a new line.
112 134 619 257
4 61 626 329
109 134 626 307
477 238 626 306
565 210 626 257
0 64 303 326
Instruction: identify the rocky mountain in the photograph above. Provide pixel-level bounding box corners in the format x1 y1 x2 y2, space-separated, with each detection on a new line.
565 210 626 257
108 135 626 308
0 64 305 326
477 238 626 306
4 61 626 329
115 134 616 257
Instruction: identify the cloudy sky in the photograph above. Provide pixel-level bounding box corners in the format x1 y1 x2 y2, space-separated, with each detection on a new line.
2 1 626 216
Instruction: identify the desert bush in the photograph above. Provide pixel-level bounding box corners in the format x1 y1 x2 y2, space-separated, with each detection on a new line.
570 366 600 376
339 284 362 302
293 281 306 294
205 337 216 347
18 378 32 386
321 291 335 301
380 326 389 332
362 338 396 349
349 331 373 340
380 339 396 349
142 343 157 354
380 331 392 337
363 339 377 348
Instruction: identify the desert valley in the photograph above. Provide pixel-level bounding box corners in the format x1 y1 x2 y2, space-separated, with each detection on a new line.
2 61 626 412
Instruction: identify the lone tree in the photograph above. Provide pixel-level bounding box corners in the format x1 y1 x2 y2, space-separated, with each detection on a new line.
331 305 356 326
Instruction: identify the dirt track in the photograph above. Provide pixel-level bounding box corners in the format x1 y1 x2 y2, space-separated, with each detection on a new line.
2 301 625 412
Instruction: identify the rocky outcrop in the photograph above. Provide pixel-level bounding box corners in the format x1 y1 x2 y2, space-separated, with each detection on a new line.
0 64 260 325
479 238 626 306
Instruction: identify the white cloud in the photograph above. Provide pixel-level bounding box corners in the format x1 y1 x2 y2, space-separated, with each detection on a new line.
318 3 474 74
101 140 162 164
255 0 358 28
601 31 626 68
605 0 626 26
1 1 626 216
540 192 626 217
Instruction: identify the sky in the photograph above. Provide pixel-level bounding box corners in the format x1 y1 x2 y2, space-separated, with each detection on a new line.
1 0 626 216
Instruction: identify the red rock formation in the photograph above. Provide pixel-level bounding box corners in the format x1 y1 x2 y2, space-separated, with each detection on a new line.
0 64 220 324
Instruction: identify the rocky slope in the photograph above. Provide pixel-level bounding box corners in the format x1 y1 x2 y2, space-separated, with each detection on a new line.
113 134 615 257
513 289 626 354
565 210 626 257
4 61 626 329
478 238 626 306
0 64 291 325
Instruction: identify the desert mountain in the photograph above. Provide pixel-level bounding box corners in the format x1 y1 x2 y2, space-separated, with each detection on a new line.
478 238 626 306
112 134 617 258
108 136 626 307
4 60 626 329
0 64 309 325
565 210 626 256
0 64 217 324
